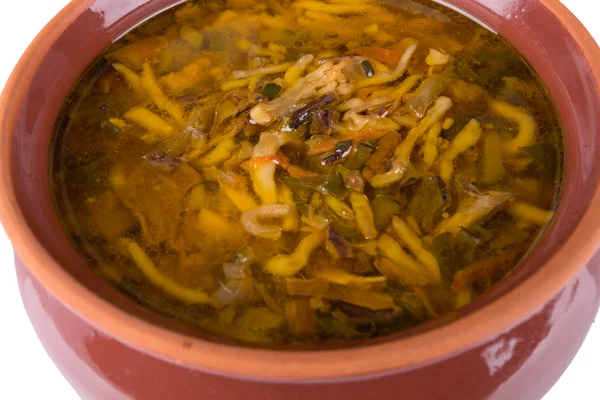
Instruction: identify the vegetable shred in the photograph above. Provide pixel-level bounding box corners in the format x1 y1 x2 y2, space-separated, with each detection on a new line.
51 0 564 346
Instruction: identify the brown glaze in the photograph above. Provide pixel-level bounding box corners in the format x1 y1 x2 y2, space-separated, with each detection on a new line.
1 0 600 398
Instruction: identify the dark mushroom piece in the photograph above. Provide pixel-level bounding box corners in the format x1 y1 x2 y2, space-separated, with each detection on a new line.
288 92 337 130
333 301 402 325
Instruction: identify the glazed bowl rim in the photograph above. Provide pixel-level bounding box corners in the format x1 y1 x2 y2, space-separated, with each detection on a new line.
1 0 600 382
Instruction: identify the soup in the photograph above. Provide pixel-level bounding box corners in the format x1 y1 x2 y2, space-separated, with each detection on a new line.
51 0 563 345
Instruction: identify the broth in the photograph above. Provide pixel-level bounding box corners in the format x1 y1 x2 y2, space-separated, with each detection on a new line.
51 0 563 345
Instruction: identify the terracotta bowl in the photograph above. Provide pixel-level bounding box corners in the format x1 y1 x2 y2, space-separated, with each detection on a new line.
1 0 600 399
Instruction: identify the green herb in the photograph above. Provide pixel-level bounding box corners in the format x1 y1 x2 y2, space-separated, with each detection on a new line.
261 83 282 100
450 55 481 83
407 176 450 233
390 290 429 321
282 171 347 199
343 141 374 170
317 314 362 339
292 193 310 217
371 195 402 231
431 225 493 287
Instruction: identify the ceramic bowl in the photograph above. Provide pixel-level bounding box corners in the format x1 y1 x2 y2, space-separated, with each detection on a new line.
1 1 600 399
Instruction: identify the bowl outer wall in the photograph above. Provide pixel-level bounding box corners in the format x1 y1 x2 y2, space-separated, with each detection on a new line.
1 0 600 382
15 251 600 400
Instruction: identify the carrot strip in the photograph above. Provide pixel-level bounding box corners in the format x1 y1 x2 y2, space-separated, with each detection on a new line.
307 139 339 156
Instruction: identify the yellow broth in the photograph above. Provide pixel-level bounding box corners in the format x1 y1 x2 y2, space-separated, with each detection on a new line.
51 0 563 345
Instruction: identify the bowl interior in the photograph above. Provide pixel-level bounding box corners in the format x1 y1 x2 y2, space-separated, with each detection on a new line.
1 0 600 380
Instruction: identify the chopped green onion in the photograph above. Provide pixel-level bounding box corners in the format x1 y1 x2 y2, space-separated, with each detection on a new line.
361 60 375 78
292 193 310 217
261 83 282 100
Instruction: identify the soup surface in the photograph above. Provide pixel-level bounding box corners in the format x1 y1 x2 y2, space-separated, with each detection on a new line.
52 0 563 345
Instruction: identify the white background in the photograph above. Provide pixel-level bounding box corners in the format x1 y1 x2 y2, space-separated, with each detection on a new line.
0 1 597 399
